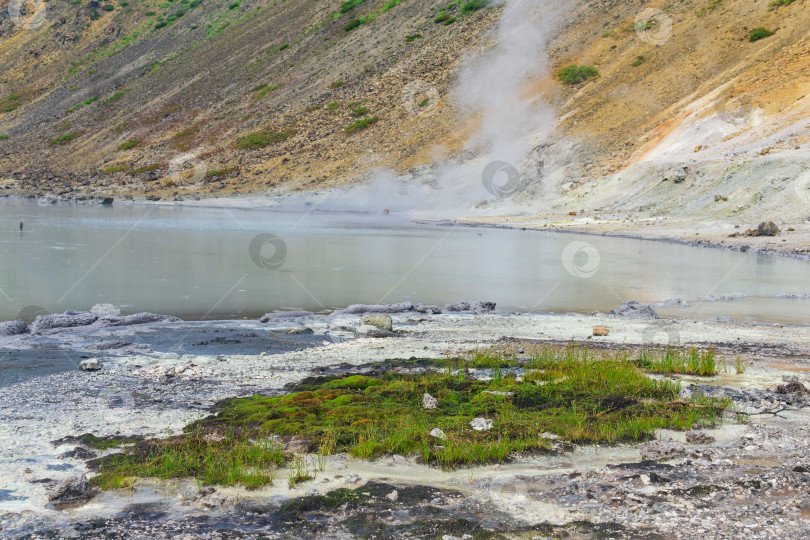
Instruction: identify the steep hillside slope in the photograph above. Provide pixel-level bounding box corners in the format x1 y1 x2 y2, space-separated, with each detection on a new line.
0 0 499 199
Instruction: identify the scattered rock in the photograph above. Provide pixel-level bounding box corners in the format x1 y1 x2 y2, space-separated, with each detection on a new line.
78 358 102 372
776 381 808 394
640 440 687 462
99 197 114 205
385 489 398 501
592 326 610 336
429 428 446 440
344 473 361 484
540 432 559 440
58 446 98 460
259 311 314 322
48 474 94 507
286 327 314 335
354 325 394 338
422 393 439 409
192 487 234 508
90 303 121 317
0 319 27 336
610 301 659 319
685 430 715 445
469 418 493 431
360 314 393 332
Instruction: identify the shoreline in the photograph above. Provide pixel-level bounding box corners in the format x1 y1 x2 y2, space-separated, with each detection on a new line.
6 192 810 262
1 307 810 537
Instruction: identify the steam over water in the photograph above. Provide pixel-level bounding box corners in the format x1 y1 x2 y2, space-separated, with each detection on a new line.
1 198 809 324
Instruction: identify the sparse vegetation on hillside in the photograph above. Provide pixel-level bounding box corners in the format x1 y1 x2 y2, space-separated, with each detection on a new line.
236 129 290 149
49 133 77 146
117 139 139 150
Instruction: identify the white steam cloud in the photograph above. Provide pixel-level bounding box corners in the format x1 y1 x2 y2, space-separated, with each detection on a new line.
306 0 562 215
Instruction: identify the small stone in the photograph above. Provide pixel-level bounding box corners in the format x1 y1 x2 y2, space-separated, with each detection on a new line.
422 392 439 409
385 489 398 501
354 324 393 338
344 473 361 484
284 438 312 457
592 326 610 336
540 432 558 440
429 428 446 440
640 440 686 462
48 474 94 506
469 418 493 431
78 358 102 371
756 221 780 236
392 455 409 465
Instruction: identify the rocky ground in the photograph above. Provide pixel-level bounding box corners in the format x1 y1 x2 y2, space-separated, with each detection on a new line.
0 302 809 538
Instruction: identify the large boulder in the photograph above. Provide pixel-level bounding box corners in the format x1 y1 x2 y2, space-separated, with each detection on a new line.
31 311 98 333
360 314 393 332
48 474 94 507
639 440 686 461
756 221 780 236
0 319 27 336
609 301 659 319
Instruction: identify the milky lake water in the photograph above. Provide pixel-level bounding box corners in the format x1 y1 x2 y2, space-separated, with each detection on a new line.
0 197 808 324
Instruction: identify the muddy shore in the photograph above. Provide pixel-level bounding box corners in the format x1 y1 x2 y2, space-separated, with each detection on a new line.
0 303 809 539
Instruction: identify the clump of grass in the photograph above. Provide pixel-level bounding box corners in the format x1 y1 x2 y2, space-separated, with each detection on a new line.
344 18 364 32
131 163 163 174
635 347 719 376
236 129 290 149
769 0 794 5
460 0 490 13
330 80 345 89
49 133 77 146
0 135 8 141
91 431 284 490
66 96 98 113
252 84 279 100
339 0 367 14
351 106 369 117
205 167 235 178
344 116 378 133
631 55 646 67
558 65 600 85
749 27 774 42
327 101 340 111
117 139 139 151
406 33 422 42
171 125 199 151
101 165 128 174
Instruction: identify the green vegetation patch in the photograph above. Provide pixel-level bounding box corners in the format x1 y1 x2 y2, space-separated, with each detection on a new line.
87 345 729 491
406 33 422 42
632 55 646 67
339 0 367 14
81 433 141 450
0 135 8 141
67 96 99 113
252 83 279 100
749 27 775 42
236 129 290 149
117 139 139 151
101 165 128 174
558 65 600 85
205 166 235 178
49 133 77 146
344 116 378 133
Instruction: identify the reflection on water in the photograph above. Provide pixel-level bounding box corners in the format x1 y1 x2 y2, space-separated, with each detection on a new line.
0 197 808 324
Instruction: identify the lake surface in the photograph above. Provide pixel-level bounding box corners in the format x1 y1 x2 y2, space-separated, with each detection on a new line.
0 197 808 324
